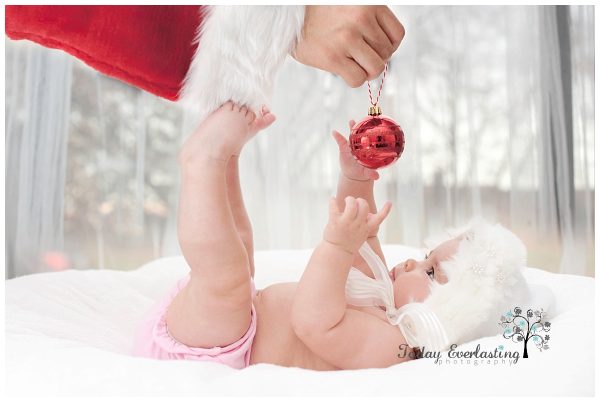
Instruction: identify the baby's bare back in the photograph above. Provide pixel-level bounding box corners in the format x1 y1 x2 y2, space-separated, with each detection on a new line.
250 282 338 370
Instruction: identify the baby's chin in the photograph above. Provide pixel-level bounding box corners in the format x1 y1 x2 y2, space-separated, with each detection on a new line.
393 296 411 310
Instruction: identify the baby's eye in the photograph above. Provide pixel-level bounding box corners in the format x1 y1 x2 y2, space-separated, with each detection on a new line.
427 267 435 280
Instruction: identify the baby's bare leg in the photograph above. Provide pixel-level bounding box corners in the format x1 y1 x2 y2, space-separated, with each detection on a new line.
223 105 275 279
166 103 257 348
226 155 255 278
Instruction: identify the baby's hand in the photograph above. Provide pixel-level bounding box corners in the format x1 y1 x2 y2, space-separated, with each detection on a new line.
332 120 380 182
323 196 392 254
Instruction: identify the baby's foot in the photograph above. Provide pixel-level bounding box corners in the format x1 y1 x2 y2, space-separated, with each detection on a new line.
247 105 276 140
180 102 275 165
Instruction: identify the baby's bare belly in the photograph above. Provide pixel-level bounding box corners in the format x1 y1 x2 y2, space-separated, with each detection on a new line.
249 282 338 370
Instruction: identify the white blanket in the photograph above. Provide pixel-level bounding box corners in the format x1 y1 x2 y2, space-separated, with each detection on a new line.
5 245 595 396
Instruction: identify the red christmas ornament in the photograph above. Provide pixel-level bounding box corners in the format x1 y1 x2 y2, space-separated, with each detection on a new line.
349 64 404 169
349 107 405 169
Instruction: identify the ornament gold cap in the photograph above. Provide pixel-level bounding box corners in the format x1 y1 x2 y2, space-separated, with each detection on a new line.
368 105 382 116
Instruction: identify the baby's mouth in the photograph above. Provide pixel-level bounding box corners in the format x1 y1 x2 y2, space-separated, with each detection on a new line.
389 267 396 280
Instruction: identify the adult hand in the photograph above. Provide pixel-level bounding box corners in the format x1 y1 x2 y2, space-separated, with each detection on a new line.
292 6 405 88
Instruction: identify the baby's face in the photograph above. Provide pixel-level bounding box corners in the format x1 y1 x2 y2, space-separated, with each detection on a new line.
388 237 461 308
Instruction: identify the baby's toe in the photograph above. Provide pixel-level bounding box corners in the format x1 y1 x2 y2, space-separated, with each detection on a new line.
246 110 256 124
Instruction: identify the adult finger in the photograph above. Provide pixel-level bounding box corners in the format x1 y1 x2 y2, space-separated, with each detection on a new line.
342 196 358 221
338 57 368 88
361 22 395 61
376 7 405 52
349 40 386 81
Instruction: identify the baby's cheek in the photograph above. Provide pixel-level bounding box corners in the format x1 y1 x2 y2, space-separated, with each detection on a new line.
394 276 431 308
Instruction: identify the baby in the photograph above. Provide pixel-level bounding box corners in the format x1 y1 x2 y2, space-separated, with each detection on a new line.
133 103 528 370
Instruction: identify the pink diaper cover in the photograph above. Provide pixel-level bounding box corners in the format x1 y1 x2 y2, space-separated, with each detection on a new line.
132 275 257 369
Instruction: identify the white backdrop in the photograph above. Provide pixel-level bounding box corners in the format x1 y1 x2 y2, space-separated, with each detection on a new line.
5 5 595 278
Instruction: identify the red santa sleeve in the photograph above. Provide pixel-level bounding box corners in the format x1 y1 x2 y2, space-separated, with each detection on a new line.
5 5 305 124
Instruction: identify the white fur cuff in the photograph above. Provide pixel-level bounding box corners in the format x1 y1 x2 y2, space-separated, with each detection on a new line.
179 5 305 126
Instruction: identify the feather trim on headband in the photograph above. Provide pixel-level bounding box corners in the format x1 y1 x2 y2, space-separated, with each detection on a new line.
345 219 530 351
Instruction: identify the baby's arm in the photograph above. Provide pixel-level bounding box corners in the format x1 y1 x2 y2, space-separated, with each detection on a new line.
336 174 387 270
332 125 387 273
292 197 407 369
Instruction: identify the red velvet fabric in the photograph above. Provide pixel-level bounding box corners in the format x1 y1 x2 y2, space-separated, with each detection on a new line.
6 5 203 101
